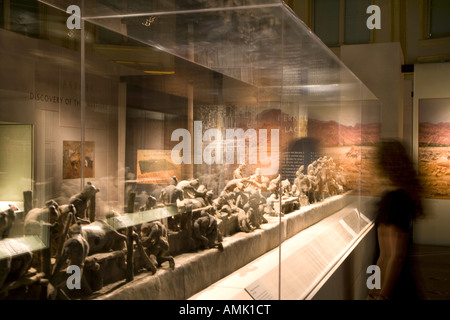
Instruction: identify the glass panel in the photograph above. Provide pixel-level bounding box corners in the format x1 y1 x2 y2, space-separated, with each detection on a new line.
278 7 380 300
0 1 83 291
43 0 282 17
1 0 381 300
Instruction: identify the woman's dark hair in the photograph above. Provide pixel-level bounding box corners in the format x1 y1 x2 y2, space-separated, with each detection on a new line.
375 139 424 218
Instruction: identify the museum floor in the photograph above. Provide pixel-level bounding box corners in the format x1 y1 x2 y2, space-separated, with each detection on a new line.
411 244 450 300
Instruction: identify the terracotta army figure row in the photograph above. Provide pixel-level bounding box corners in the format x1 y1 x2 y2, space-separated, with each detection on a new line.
155 157 347 243
159 176 224 250
0 182 174 299
293 156 346 205
1 156 347 298
158 165 282 241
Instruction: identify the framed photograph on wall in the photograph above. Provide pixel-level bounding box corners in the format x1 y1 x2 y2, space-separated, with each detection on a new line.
418 98 450 199
63 141 95 179
137 150 181 184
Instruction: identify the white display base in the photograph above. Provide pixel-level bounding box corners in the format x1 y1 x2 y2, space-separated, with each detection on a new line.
92 193 359 300
190 200 374 300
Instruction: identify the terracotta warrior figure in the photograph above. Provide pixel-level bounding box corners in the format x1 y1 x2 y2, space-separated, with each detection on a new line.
160 177 183 206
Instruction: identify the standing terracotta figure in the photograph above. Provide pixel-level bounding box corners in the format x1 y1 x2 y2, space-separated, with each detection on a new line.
233 163 246 179
160 177 183 206
160 177 183 230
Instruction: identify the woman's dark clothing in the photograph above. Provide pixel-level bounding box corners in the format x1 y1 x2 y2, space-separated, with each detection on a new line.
376 189 415 233
375 189 423 300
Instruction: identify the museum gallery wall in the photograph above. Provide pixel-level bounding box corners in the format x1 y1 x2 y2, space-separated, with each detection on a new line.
0 1 381 300
411 62 450 247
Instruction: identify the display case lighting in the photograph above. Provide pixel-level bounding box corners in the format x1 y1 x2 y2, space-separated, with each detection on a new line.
144 71 175 75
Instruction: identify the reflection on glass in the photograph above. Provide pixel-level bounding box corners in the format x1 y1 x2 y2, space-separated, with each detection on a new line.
0 0 380 300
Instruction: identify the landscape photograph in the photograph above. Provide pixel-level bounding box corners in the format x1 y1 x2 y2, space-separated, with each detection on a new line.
419 98 450 199
307 105 381 196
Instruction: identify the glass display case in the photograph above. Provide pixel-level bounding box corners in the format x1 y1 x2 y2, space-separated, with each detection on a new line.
0 0 381 300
